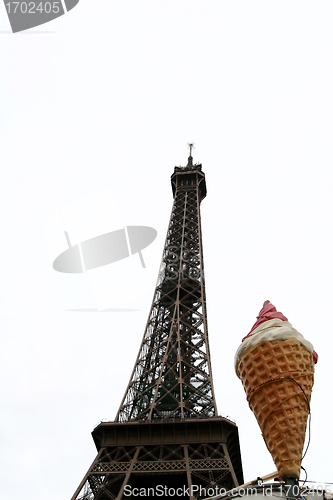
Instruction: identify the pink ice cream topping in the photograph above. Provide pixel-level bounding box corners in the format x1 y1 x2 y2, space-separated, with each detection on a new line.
242 300 318 364
243 300 288 339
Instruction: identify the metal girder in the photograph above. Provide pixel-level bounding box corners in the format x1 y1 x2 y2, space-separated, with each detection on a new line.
90 458 230 473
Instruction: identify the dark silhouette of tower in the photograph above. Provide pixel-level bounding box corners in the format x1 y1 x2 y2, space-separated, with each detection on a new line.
71 151 243 500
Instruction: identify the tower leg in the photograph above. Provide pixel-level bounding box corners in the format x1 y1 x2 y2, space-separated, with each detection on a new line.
70 449 104 500
116 446 141 500
183 445 195 500
222 443 240 487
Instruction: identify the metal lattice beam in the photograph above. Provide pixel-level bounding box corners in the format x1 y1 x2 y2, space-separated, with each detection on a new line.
116 162 217 422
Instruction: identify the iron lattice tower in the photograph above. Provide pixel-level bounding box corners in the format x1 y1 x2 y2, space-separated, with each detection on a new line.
71 153 243 500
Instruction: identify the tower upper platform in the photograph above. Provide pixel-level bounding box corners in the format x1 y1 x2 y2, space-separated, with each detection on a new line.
171 155 207 201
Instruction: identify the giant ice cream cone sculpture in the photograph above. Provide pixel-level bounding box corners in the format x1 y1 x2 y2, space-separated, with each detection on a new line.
235 301 317 480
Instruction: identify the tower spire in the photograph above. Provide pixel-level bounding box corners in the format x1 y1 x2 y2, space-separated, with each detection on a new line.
187 142 194 167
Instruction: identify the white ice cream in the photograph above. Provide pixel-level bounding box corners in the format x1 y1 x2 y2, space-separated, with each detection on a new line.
234 318 314 372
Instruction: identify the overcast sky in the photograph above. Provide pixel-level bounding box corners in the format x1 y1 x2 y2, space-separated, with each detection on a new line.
1 2 332 499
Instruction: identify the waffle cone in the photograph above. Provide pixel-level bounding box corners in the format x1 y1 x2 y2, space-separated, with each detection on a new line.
236 338 314 479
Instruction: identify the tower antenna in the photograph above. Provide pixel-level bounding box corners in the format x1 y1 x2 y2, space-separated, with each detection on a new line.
187 142 195 157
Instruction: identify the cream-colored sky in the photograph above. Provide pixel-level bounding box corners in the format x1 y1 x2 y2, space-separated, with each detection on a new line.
1 2 332 499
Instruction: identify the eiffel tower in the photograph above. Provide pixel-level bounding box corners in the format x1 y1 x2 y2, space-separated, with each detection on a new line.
71 148 243 500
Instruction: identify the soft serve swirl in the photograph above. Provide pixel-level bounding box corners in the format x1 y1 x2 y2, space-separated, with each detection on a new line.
235 317 315 375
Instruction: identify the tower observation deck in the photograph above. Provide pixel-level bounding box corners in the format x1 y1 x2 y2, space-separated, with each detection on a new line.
71 153 243 500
